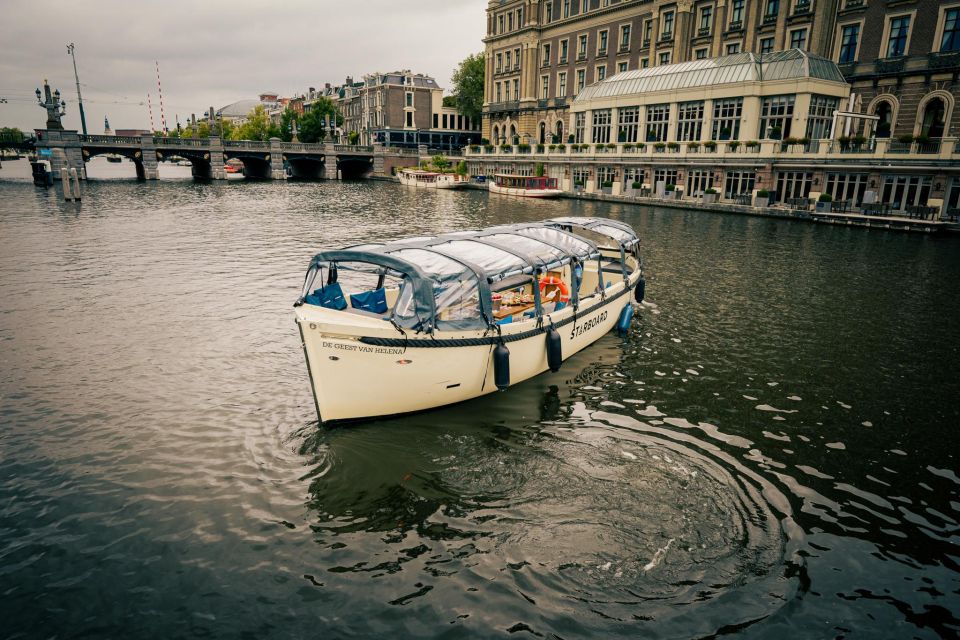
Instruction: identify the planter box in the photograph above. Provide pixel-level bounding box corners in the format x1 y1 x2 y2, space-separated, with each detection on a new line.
754 197 769 208
815 201 832 212
702 194 717 204
601 187 612 195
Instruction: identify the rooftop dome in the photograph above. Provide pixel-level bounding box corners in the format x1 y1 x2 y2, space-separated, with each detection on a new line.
574 49 847 102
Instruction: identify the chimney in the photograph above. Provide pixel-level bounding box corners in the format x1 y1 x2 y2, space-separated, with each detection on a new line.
346 76 353 85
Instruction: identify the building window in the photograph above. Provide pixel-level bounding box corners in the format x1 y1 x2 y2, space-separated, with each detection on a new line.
560 40 569 63
574 112 586 143
545 3 553 23
597 166 616 184
700 6 712 32
724 170 755 198
641 58 650 68
654 169 680 187
512 79 519 100
433 113 439 128
496 53 503 73
442 113 448 128
882 175 931 211
498 14 504 33
687 170 714 196
826 173 869 204
620 24 631 49
508 12 513 31
839 24 860 63
695 47 708 59
712 97 743 140
514 48 521 69
572 167 589 185
618 61 629 72
578 34 588 59
563 0 570 18
577 68 586 91
760 94 795 138
596 64 606 81
887 16 910 57
659 52 671 64
676 101 704 141
405 92 413 107
726 42 741 54
942 8 960 52
775 171 813 203
790 28 807 50
505 51 512 70
618 106 639 142
495 83 502 102
766 0 780 18
662 11 674 38
542 43 551 66
558 71 567 96
406 111 413 127
730 0 744 26
598 30 608 55
760 37 775 54
646 104 670 141
541 75 550 99
517 7 523 27
592 109 612 143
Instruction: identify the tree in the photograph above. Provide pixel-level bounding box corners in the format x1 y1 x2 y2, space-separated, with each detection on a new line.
431 154 451 172
451 52 484 121
535 162 544 177
347 130 360 145
442 95 457 108
232 105 282 141
279 107 298 142
455 160 467 176
299 97 342 143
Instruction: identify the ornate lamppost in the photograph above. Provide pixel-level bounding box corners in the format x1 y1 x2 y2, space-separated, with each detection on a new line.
36 79 66 130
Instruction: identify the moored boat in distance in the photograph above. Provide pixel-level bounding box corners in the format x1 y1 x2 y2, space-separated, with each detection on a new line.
294 217 645 423
397 168 469 189
489 173 563 198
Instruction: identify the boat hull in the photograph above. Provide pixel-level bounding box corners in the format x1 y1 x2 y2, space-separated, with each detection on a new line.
295 274 639 423
398 173 468 189
489 183 563 198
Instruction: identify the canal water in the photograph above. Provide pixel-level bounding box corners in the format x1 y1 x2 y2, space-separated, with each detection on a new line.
1 158 958 638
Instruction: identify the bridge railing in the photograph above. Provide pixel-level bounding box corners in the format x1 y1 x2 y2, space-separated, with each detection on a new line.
154 138 210 147
224 140 270 150
279 142 325 152
334 144 374 153
80 134 141 145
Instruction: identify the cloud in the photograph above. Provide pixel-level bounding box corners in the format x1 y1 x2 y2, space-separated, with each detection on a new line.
0 0 486 131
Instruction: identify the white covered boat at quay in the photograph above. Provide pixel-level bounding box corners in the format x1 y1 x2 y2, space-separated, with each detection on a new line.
397 168 469 189
489 174 563 198
293 217 645 423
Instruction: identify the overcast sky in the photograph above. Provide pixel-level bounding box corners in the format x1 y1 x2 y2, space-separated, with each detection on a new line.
0 0 487 132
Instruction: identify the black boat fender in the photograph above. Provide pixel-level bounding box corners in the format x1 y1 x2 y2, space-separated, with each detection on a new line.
546 327 562 372
616 304 634 337
634 276 646 303
494 342 511 391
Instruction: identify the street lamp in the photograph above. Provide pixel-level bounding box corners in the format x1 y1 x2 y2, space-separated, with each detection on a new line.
66 43 88 135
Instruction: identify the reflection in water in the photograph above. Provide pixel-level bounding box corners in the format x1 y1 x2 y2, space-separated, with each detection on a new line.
1 163 959 638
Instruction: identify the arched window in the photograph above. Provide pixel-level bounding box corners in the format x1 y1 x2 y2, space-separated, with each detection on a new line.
539 121 546 144
492 125 500 144
510 124 517 143
920 97 947 139
873 101 893 138
555 120 564 143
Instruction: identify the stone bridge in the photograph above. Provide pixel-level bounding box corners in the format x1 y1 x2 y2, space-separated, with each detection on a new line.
33 129 403 181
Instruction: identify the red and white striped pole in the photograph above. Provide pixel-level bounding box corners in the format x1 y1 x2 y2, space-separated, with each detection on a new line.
155 61 167 133
147 93 155 132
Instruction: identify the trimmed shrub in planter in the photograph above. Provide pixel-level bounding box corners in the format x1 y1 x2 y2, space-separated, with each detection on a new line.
665 183 676 192
816 192 833 212
754 189 770 208
517 143 531 152
606 142 617 149
548 144 556 151
728 140 740 151
601 180 613 194
536 144 545 153
574 180 584 192
469 145 481 152
623 143 635 151
480 138 490 145
667 141 680 151
687 141 700 150
555 144 566 152
500 144 513 152
654 142 667 151
484 144 494 152
897 134 914 144
704 141 717 150
637 143 646 151
702 187 718 204
745 140 760 148
568 134 575 143
631 181 642 194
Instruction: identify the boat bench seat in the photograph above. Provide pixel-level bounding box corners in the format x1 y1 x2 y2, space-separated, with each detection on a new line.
350 288 388 314
305 283 348 310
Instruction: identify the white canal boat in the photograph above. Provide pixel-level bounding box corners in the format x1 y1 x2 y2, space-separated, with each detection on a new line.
489 174 563 198
398 168 469 189
294 217 645 423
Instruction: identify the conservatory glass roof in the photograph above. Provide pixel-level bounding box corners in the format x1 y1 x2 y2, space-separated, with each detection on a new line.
574 49 847 102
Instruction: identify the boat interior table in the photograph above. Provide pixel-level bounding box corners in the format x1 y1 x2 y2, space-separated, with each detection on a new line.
494 302 535 320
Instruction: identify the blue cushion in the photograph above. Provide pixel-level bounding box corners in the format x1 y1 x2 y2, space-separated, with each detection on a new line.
305 283 347 310
350 288 388 314
496 315 513 325
555 301 566 311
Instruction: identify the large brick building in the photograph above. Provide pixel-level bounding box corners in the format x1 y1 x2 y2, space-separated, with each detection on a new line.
483 0 960 150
